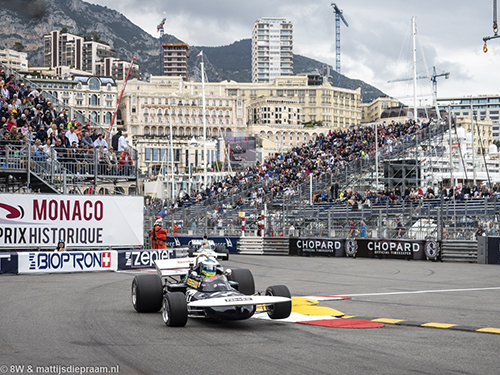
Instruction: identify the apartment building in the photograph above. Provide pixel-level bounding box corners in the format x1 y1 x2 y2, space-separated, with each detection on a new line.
31 75 118 127
162 43 189 80
0 48 28 71
437 94 500 140
252 17 293 83
360 95 400 123
43 30 139 81
116 74 361 174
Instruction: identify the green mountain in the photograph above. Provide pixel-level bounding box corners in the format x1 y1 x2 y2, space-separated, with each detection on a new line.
0 0 385 103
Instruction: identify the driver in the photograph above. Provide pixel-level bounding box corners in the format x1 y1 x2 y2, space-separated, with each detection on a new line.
199 257 217 277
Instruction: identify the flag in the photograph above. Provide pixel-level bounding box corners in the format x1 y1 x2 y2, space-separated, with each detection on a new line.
196 51 203 57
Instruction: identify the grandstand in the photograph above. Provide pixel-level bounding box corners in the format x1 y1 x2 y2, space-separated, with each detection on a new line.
0 62 138 195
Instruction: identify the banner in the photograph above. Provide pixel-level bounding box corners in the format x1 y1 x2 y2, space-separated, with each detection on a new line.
117 249 174 270
18 250 118 274
289 238 345 257
0 194 143 248
351 238 426 260
0 252 18 274
166 236 238 254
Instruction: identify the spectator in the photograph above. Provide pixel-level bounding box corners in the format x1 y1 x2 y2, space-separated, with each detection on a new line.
93 133 107 150
348 220 356 238
119 147 133 175
65 126 79 146
395 219 404 238
118 132 128 152
487 222 496 237
104 146 119 174
111 130 121 150
359 221 367 238
36 124 48 143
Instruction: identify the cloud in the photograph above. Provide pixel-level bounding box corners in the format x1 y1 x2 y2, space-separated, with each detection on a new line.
88 0 500 98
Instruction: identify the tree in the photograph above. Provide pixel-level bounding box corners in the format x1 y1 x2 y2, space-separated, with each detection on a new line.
60 27 68 34
13 42 24 52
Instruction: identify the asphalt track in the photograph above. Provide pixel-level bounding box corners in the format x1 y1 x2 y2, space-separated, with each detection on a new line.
1 255 500 375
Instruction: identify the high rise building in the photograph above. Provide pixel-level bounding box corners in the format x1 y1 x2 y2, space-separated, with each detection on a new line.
43 31 140 81
162 43 189 80
252 17 293 83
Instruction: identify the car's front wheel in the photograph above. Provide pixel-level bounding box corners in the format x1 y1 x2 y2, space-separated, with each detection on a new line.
266 285 292 319
228 268 255 295
162 292 188 327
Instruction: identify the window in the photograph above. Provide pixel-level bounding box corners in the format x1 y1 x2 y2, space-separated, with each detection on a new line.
105 112 112 124
90 111 97 122
88 78 100 90
145 148 151 161
90 94 98 106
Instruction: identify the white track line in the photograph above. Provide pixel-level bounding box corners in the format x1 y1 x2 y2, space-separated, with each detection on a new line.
344 286 500 297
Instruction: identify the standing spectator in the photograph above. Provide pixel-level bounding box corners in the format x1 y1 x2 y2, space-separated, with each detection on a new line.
487 222 496 237
118 132 128 152
395 219 404 238
348 220 356 238
289 223 295 237
359 221 367 238
111 130 121 150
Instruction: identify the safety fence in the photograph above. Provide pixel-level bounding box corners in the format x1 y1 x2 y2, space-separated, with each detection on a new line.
149 197 500 243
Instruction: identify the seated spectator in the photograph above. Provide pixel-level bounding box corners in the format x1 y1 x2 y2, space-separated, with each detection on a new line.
104 146 119 174
119 147 134 175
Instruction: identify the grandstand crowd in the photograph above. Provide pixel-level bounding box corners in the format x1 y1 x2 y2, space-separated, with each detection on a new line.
0 69 134 176
168 117 500 216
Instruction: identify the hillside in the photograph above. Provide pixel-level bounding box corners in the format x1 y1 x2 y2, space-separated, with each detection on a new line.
0 0 385 102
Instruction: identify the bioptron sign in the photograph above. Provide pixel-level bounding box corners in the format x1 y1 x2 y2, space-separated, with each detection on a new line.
0 194 143 248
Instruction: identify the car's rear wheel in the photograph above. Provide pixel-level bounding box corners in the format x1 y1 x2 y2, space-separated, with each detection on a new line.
266 285 292 319
162 292 188 327
228 268 255 295
131 274 163 313
215 245 229 261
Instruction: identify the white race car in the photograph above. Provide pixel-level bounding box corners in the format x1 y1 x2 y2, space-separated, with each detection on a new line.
131 247 291 327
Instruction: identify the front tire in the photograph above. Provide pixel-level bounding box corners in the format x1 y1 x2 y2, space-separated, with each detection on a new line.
162 292 188 327
266 285 292 319
228 268 255 295
131 274 163 313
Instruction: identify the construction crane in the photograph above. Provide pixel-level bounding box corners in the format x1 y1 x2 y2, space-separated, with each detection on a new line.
157 18 166 38
387 66 450 100
331 3 349 88
483 0 499 52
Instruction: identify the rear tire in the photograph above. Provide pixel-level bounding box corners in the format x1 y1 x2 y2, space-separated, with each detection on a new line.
266 285 292 319
228 268 255 295
131 274 163 313
215 245 229 261
162 292 188 327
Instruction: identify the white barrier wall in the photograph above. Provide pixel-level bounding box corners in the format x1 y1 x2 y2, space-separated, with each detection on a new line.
18 251 118 274
0 194 143 248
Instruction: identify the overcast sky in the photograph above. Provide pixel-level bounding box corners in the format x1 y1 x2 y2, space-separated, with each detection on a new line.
90 0 500 104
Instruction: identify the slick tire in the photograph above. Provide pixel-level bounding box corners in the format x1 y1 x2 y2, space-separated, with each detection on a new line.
131 274 163 313
162 292 188 327
215 245 229 261
265 285 292 319
228 268 255 295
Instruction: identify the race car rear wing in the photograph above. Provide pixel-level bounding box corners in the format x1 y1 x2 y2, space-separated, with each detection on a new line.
155 258 193 278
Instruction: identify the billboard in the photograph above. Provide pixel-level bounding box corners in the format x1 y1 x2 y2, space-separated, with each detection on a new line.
224 136 257 162
0 194 143 248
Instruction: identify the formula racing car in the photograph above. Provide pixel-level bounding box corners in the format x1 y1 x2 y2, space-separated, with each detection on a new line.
131 246 292 327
